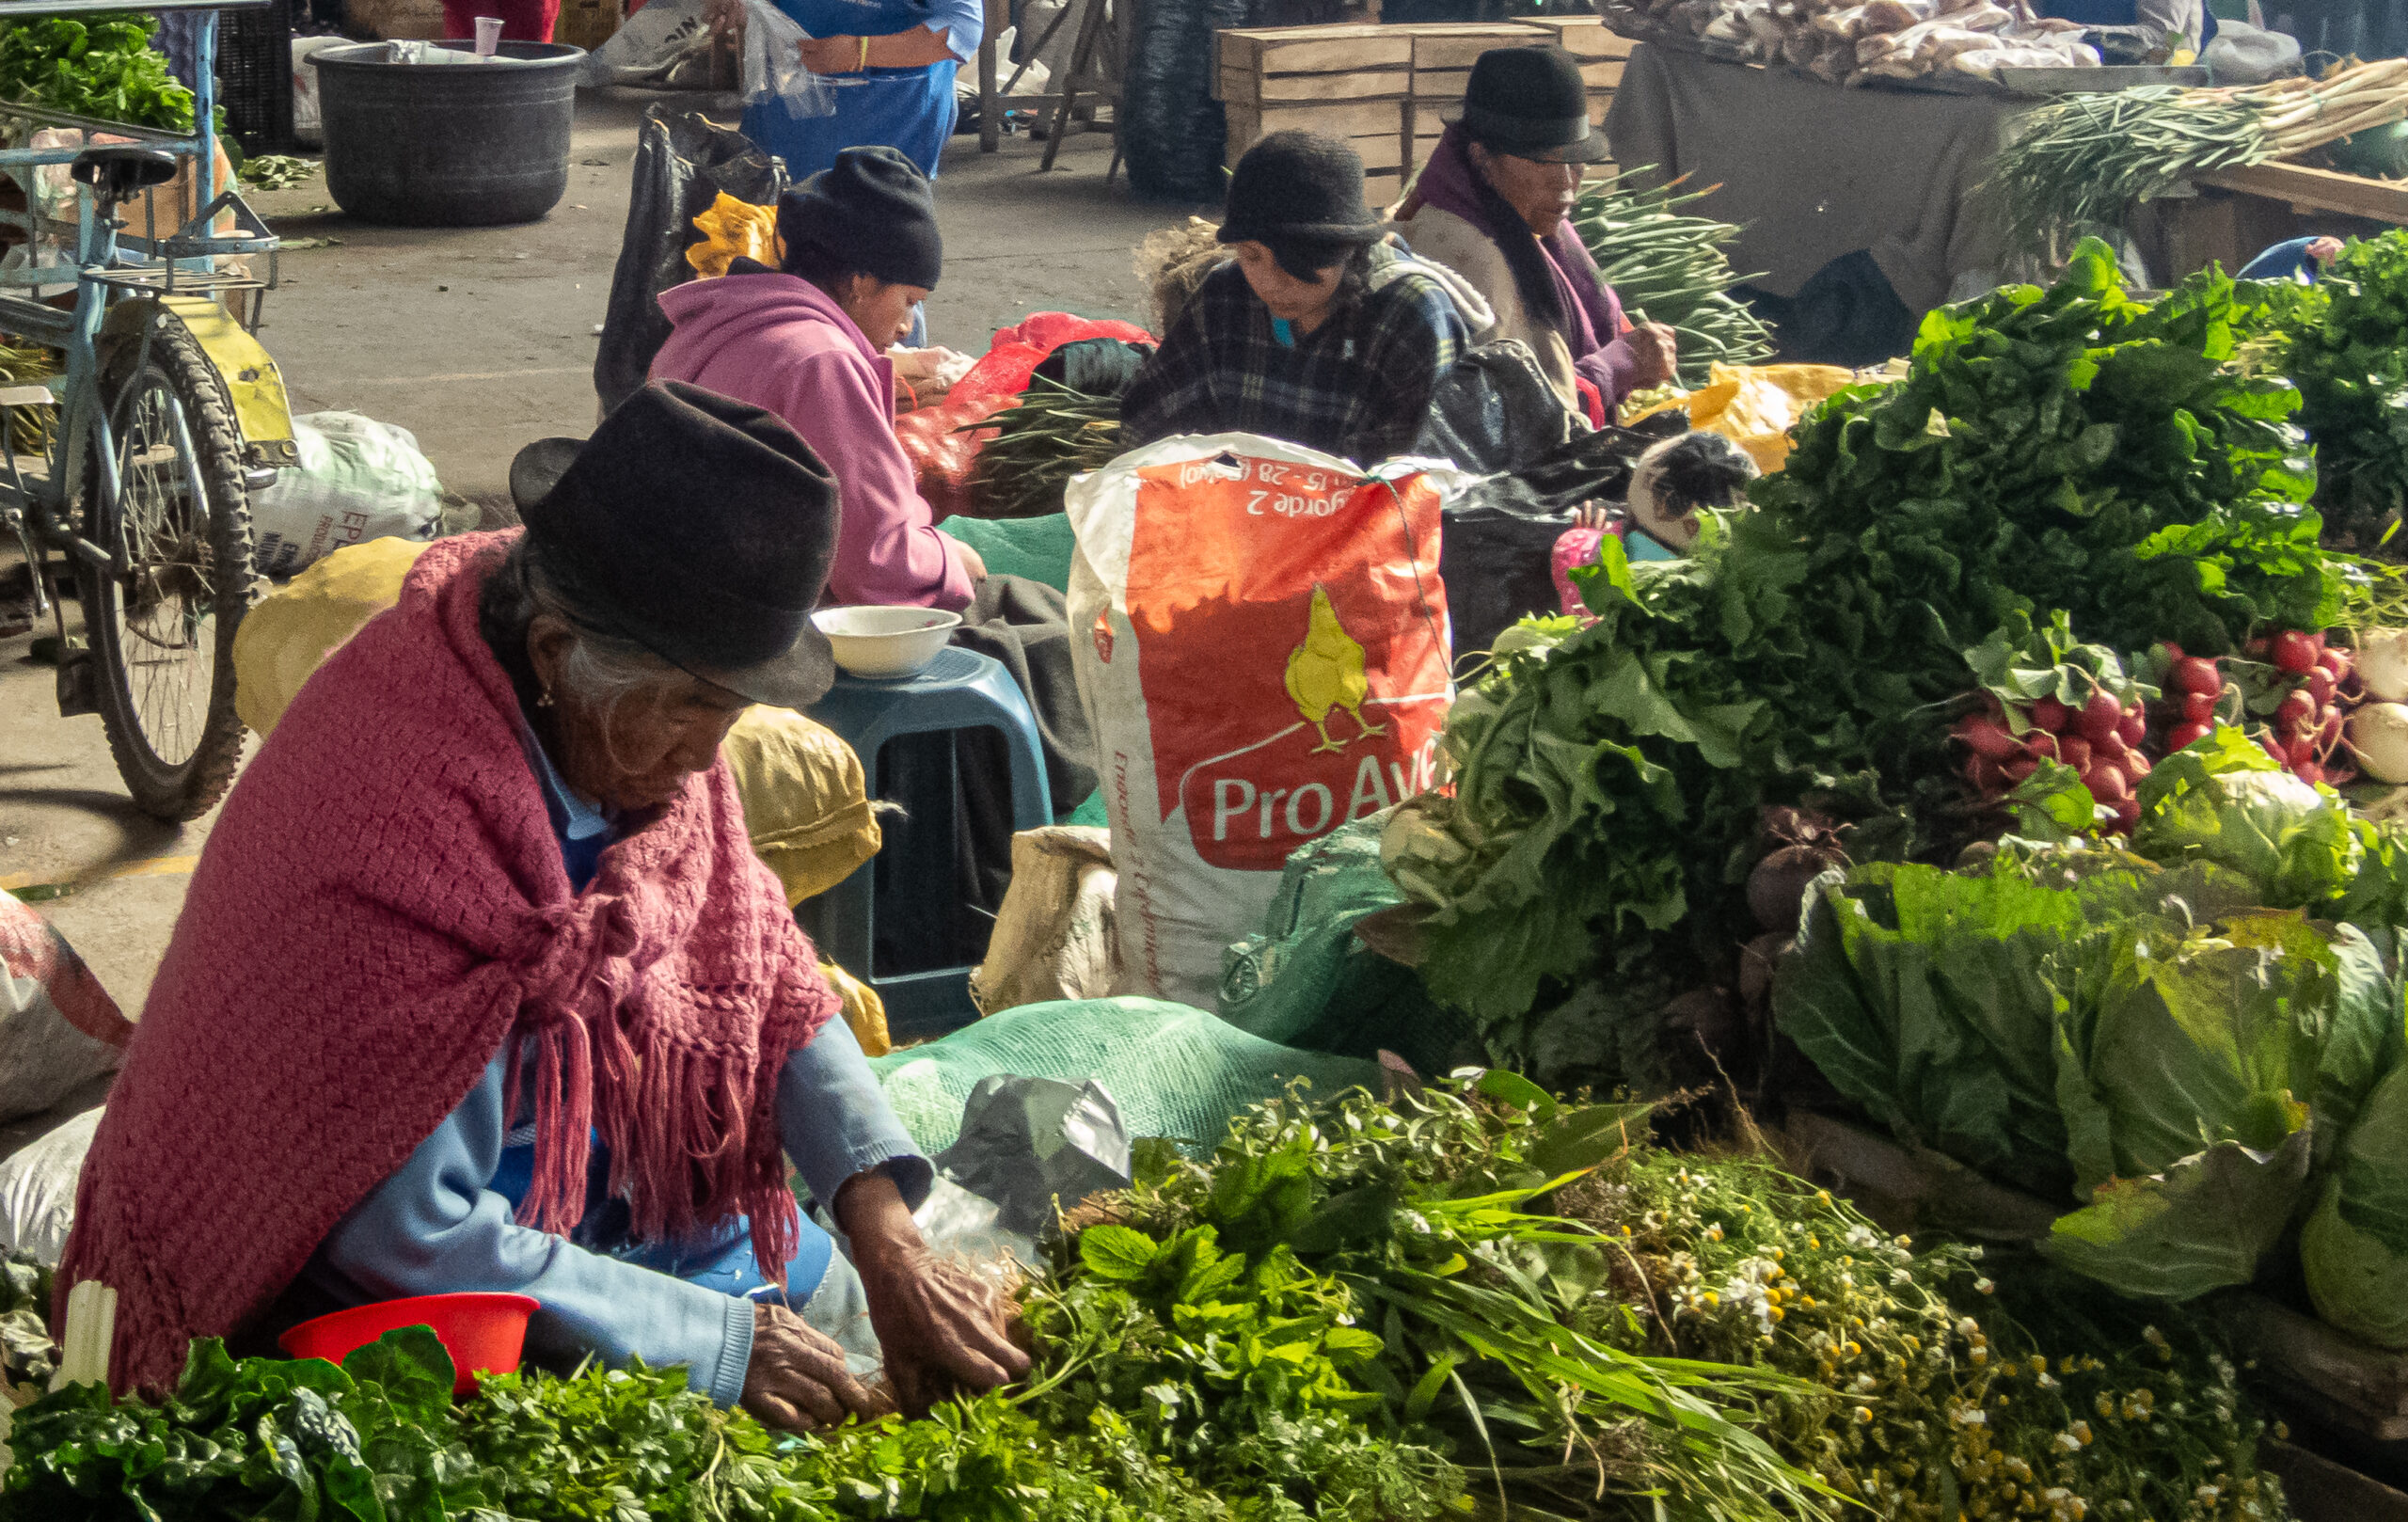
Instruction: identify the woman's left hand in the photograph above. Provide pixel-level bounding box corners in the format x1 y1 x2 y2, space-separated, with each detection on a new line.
798 33 862 71
838 1170 1032 1413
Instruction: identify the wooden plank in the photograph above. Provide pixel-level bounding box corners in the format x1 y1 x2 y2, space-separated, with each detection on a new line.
1775 1111 2067 1241
1413 66 1471 100
1218 24 1410 74
1225 112 1397 168
1352 131 1404 172
2196 161 2408 227
2221 1292 2408 1439
1519 16 1632 58
1365 168 1405 211
1255 68 1408 102
1251 97 1409 139
2267 1441 2408 1522
1415 32 1545 70
1224 103 1260 154
1582 59 1625 88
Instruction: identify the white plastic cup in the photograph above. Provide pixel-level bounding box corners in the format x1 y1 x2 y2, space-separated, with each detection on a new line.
473 15 503 55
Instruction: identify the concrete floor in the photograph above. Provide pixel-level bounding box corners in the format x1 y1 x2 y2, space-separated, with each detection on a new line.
0 88 1197 1017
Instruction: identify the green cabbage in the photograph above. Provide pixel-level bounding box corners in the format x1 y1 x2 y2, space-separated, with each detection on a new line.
2304 1063 2408 1347
2044 1134 2311 1301
2131 726 2361 907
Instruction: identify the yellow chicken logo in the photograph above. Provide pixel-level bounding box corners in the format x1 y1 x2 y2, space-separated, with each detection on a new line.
1284 585 1387 755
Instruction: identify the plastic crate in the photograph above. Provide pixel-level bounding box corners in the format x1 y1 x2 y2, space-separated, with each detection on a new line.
220 0 297 156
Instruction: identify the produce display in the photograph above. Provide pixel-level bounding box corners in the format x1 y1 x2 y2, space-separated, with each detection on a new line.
1602 0 2100 86
0 1080 2292 1522
1382 239 2368 1095
2265 231 2408 561
0 14 206 134
961 377 1121 521
1985 62 2408 266
1572 170 1776 390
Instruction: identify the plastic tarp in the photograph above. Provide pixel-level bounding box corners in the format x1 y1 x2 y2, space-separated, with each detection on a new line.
1119 0 1247 200
869 997 1381 1156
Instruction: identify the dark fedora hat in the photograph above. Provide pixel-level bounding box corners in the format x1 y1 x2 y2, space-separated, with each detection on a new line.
1444 45 1612 165
507 380 841 710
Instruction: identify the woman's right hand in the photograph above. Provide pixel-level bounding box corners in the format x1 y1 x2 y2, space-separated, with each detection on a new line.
740 1301 893 1433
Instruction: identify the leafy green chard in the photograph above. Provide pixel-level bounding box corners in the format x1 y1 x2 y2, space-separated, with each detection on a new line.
0 15 214 135
2270 231 2408 557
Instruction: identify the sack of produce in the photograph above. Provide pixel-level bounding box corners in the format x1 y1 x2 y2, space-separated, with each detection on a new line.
869 995 1380 1157
232 536 435 737
970 826 1117 1016
0 1103 99 1262
1067 435 1453 1006
249 412 444 579
0 891 131 1128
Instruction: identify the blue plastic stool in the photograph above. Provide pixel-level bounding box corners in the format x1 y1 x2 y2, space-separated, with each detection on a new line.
800 645 1051 1040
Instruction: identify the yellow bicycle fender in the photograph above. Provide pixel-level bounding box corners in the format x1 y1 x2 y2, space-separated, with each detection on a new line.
102 296 298 469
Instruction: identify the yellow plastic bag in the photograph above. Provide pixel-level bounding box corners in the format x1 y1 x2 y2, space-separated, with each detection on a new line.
232 539 881 918
1625 362 1857 476
685 193 782 280
232 536 433 738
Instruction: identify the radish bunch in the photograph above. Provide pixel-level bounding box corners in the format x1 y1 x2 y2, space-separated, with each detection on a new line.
2236 630 2357 788
1954 687 2153 832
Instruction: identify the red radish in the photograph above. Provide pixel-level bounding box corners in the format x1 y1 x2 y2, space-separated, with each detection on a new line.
2059 736 2093 771
2167 721 2213 751
2086 766 2131 804
2181 691 2218 724
2305 669 2337 706
2320 649 2352 678
1954 714 2023 761
2031 695 2073 733
2289 736 2319 769
2170 657 2222 696
2321 708 2346 755
2080 690 2124 744
2273 630 2321 674
2277 690 2317 733
2158 641 2186 661
1968 756 2005 794
2123 750 2153 782
2026 733 2061 761
2247 635 2273 658
2118 709 2147 748
2112 798 2142 832
2002 756 2038 785
2260 733 2289 765
2297 762 2326 787
2330 763 2359 787
2094 731 2130 763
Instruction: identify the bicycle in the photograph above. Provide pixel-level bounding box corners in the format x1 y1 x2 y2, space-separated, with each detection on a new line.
0 0 293 821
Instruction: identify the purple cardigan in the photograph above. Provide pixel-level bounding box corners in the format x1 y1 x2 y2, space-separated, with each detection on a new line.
1409 126 1642 408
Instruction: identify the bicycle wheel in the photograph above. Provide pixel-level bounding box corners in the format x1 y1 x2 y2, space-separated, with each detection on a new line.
75 319 256 821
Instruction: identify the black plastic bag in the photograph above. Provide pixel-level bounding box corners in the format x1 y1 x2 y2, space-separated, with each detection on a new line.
1122 0 1249 201
1416 340 1575 475
934 1074 1134 1234
594 106 789 416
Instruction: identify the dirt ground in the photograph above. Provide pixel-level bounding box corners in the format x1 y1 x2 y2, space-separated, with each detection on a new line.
0 88 1198 1016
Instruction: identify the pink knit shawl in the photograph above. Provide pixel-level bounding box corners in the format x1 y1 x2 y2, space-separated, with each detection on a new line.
59 531 839 1396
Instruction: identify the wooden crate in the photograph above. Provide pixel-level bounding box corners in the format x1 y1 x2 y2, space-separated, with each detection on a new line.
1518 15 1639 60
1228 105 1406 171
1411 66 1470 100
1366 168 1405 211
1385 21 1551 71
1582 58 1625 88
1219 66 1409 103
1219 23 1411 75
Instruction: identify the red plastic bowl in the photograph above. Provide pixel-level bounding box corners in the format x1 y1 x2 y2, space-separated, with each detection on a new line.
277 1292 540 1396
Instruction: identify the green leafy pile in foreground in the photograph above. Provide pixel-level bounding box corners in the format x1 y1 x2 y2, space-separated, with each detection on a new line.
0 15 206 134
0 1082 2292 1522
1386 238 2364 1093
2267 231 2408 557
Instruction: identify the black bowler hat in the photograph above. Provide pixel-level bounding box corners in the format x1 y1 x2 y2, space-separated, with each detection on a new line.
1445 45 1612 165
1216 130 1385 246
507 380 840 710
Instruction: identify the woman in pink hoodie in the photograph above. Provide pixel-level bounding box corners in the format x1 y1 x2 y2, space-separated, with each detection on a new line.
651 147 980 611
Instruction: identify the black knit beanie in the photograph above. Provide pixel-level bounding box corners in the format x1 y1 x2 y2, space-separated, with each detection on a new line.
778 145 944 290
1216 130 1382 246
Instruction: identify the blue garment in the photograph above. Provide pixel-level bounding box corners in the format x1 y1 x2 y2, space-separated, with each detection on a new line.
739 0 981 182
2240 236 2325 285
301 719 931 1405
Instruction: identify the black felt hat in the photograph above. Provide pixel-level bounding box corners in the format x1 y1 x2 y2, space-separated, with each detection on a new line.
1216 130 1384 245
1444 45 1612 165
507 380 840 710
778 145 943 290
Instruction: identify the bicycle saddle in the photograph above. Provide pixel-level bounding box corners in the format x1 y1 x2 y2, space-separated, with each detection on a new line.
71 145 180 204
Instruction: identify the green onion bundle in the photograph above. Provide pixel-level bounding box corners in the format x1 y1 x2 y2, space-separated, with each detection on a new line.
0 343 57 454
1572 167 1777 388
961 375 1123 521
1985 87 2270 268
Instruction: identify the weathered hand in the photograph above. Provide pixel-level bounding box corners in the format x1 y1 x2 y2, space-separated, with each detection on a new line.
839 1171 1030 1414
796 33 861 72
1624 322 1681 391
739 1301 891 1433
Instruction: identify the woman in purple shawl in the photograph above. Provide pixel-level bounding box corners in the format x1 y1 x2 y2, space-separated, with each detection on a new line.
1393 46 1679 424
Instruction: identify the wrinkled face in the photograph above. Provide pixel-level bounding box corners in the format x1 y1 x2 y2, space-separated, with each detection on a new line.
1229 240 1345 324
529 616 752 813
839 274 934 350
1470 144 1584 238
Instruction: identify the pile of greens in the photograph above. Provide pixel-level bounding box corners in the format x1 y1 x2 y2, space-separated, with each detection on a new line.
960 377 1121 521
2266 231 2408 558
1571 169 1777 389
1387 239 2360 1094
0 15 203 134
1775 724 2408 1324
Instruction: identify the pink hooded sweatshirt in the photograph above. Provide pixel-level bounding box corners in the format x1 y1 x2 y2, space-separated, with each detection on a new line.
651 272 974 611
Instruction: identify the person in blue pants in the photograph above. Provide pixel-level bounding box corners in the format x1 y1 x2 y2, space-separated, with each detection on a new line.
705 0 984 184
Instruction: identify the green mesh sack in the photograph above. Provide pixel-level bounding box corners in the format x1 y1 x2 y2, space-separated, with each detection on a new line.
870 997 1379 1155
936 514 1075 593
1218 816 1481 1078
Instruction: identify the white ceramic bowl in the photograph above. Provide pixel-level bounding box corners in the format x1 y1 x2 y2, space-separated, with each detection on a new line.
812 605 963 679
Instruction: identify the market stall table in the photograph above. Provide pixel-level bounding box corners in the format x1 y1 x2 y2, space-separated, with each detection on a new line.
1603 40 2036 315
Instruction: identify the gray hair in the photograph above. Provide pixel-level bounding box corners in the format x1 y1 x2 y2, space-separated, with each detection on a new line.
478 536 685 719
